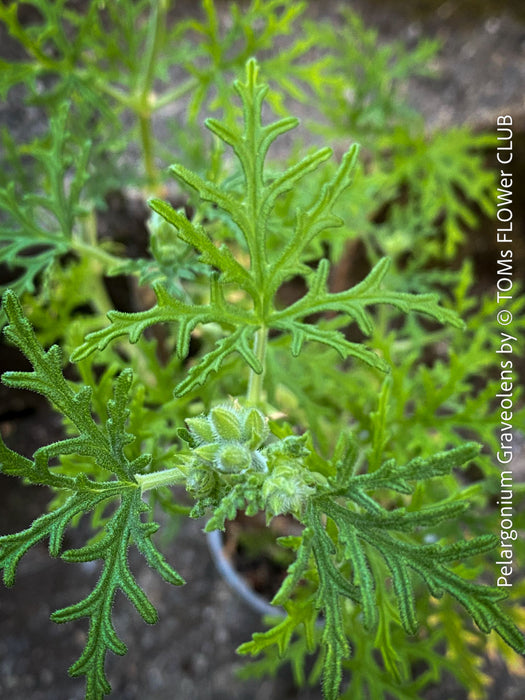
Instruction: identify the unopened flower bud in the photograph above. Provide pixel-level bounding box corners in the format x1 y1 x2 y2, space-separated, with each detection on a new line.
216 443 252 473
262 464 315 517
194 443 220 464
186 416 215 444
243 407 269 449
210 406 242 442
186 463 217 498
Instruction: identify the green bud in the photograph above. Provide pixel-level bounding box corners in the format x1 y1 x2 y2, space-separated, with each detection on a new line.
210 406 243 441
216 443 251 473
186 463 217 498
186 416 215 444
242 407 269 449
194 443 221 464
262 464 315 517
251 451 268 472
265 434 310 460
176 427 194 446
187 402 270 476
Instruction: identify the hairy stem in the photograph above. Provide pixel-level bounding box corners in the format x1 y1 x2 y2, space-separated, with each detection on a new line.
136 466 186 493
247 325 268 405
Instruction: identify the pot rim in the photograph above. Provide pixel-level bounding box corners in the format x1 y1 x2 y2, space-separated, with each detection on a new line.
206 529 285 618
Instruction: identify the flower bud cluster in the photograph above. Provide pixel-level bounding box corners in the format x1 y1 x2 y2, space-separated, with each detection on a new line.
262 462 315 518
185 402 324 517
261 435 319 517
186 401 269 476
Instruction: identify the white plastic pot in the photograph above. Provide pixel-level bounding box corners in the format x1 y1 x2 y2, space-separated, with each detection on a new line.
206 529 285 617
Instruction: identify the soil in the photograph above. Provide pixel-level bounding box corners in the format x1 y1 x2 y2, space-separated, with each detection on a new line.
1 1 524 699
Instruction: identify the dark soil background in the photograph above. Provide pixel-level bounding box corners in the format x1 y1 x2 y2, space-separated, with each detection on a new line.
1 1 524 699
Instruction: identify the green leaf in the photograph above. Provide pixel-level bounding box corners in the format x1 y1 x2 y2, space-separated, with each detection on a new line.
175 326 260 397
386 127 496 257
203 482 252 532
350 442 481 496
302 503 362 699
144 59 466 399
176 0 333 125
71 277 254 363
0 489 120 586
286 321 388 371
0 104 94 323
273 257 463 337
51 490 183 697
0 292 184 698
148 198 257 297
238 598 317 658
3 291 132 482
268 441 524 699
268 145 360 292
272 527 314 606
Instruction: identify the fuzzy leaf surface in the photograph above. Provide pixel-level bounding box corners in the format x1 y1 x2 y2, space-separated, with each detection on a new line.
0 291 184 699
253 442 525 700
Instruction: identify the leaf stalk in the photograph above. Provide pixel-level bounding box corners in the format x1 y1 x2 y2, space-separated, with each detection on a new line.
136 466 186 493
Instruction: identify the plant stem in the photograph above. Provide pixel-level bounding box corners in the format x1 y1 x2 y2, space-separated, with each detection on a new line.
247 325 268 405
72 210 116 316
139 113 159 187
154 77 199 109
139 0 167 100
135 0 168 189
136 466 185 493
71 238 121 269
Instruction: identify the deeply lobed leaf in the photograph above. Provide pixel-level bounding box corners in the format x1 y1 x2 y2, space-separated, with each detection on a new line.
0 292 185 698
